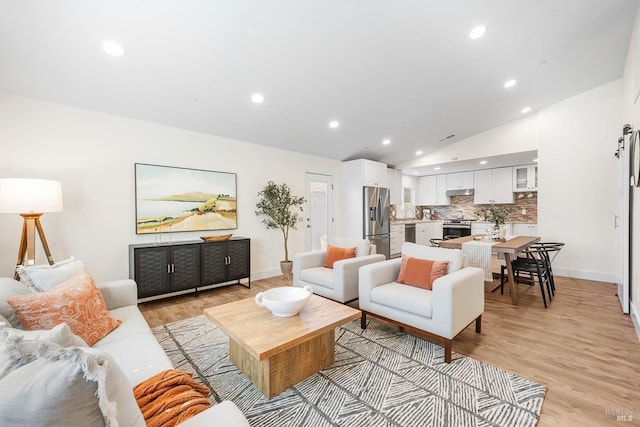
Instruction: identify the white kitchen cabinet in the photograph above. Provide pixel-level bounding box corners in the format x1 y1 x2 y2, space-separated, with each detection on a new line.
362 159 388 187
512 223 538 236
446 171 474 190
416 222 434 246
432 221 443 239
387 168 402 205
513 164 538 192
471 221 492 236
340 159 388 242
390 224 405 258
474 167 514 204
417 175 449 206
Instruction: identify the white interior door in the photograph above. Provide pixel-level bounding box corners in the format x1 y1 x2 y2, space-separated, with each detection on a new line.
305 173 333 251
617 131 631 313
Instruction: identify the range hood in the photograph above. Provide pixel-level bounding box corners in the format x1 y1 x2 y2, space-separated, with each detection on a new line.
445 188 474 197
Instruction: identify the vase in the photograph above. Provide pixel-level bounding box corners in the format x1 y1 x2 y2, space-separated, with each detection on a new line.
499 225 507 239
280 261 293 280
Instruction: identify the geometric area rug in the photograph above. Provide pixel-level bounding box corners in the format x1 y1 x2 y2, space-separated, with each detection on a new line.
151 315 546 427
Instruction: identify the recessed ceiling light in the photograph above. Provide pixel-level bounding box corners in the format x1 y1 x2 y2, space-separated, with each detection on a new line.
329 121 340 129
416 150 423 156
413 172 419 175
479 160 488 165
469 25 487 40
504 79 517 89
533 158 539 162
251 93 264 104
434 167 441 171
102 40 125 57
521 106 532 114
382 139 391 145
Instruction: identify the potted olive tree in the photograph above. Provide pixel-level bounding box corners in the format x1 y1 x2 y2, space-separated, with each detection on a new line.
255 181 306 278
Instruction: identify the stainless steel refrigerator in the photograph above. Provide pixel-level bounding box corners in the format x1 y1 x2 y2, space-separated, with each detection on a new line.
363 186 390 259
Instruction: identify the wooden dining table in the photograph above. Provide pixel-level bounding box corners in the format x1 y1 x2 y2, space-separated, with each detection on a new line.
439 235 541 305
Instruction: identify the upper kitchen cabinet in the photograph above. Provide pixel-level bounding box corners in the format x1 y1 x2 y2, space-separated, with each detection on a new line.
417 174 449 206
513 164 538 192
362 159 388 187
446 171 474 190
387 168 403 205
474 167 514 204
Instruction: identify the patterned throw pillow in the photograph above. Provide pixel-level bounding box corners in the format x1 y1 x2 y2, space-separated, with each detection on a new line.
322 245 357 268
396 256 449 290
6 271 121 346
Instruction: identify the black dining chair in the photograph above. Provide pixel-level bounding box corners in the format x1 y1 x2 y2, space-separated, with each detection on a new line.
429 238 444 247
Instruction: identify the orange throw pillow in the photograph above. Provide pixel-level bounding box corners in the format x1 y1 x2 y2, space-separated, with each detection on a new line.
323 244 357 268
396 256 449 290
134 369 212 427
7 270 121 346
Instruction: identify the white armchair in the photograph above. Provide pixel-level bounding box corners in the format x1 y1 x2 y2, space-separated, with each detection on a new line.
359 242 484 363
293 237 385 303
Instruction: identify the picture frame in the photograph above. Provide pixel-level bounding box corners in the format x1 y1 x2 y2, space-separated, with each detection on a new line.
135 163 237 234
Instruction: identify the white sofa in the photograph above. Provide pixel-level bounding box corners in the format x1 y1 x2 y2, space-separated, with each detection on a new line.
358 242 485 363
0 276 248 426
293 237 385 303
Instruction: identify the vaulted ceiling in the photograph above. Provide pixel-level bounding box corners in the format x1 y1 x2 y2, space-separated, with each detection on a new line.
1 0 638 168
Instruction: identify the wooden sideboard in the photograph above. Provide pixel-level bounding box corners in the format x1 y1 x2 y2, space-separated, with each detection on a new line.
129 237 250 300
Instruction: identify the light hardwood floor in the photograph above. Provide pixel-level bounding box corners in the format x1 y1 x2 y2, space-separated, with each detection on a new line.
139 275 640 426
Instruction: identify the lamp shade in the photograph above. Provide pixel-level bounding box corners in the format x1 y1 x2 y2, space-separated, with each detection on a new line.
0 178 63 213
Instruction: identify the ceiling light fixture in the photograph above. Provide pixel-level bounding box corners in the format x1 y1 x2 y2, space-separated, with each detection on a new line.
102 40 125 57
416 150 423 156
521 106 532 114
329 121 340 129
382 139 391 145
434 167 441 171
479 160 488 165
503 79 517 89
469 25 487 40
251 93 264 104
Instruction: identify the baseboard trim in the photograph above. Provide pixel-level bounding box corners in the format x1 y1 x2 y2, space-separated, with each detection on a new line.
631 303 640 343
251 268 282 281
553 268 616 283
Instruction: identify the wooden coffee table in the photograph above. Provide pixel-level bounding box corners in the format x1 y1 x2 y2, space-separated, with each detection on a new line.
203 294 361 399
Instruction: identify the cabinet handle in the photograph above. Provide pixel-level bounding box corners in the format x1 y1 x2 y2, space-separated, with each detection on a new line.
171 264 175 273
167 264 170 274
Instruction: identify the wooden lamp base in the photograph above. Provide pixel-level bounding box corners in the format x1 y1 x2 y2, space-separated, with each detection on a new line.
13 212 55 280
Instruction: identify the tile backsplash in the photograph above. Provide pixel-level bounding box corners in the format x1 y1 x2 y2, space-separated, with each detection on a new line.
410 194 537 223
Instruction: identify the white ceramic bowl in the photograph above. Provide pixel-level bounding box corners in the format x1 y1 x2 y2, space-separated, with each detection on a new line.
254 286 313 317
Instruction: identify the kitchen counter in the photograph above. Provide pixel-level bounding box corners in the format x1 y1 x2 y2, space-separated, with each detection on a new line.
391 219 442 224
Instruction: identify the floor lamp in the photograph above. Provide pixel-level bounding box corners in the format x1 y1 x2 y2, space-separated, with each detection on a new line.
0 178 63 279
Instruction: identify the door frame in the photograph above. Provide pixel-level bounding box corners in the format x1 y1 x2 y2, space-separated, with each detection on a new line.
304 173 334 251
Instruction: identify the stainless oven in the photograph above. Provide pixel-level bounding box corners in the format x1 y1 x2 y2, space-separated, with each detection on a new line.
442 220 471 239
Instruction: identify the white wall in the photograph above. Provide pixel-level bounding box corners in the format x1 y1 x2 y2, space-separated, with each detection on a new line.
0 93 340 282
402 81 622 281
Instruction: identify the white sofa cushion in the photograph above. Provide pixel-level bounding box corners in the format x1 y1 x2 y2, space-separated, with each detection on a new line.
330 237 371 257
0 278 30 328
370 282 434 318
299 267 334 289
401 242 464 273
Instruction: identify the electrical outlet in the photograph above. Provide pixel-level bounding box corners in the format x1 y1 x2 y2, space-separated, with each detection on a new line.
521 208 527 215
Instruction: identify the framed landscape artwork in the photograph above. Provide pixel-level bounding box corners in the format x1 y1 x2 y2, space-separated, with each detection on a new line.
135 163 237 234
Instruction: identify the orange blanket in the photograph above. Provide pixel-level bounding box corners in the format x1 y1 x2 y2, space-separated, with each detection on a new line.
134 369 212 427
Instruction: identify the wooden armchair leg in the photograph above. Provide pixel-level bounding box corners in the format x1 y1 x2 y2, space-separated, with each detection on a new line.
444 339 452 363
475 315 482 333
361 311 367 329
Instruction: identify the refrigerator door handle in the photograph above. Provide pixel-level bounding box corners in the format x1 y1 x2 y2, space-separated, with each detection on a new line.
377 196 384 227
